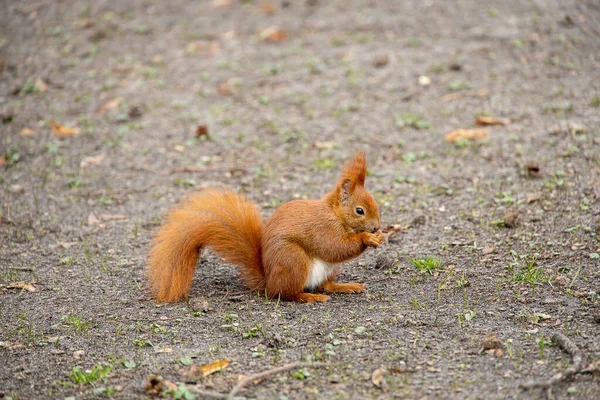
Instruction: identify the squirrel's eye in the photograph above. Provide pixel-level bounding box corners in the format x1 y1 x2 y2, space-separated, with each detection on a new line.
355 207 364 215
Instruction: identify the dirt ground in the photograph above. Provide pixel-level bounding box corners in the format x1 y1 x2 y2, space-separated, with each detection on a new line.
1 0 599 399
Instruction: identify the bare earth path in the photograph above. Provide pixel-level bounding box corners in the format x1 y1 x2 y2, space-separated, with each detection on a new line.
1 0 599 399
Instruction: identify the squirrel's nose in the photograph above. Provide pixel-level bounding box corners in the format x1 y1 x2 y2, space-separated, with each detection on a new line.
371 226 380 233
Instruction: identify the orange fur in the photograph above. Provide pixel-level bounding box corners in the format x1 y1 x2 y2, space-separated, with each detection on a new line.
147 152 381 303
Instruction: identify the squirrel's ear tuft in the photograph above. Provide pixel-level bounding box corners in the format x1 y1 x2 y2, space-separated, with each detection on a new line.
341 151 367 187
336 152 367 203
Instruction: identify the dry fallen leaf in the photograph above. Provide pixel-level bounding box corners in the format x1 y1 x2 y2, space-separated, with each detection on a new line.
526 193 542 203
371 368 386 389
382 224 403 238
212 0 231 7
259 26 287 42
100 214 128 221
88 214 100 225
50 120 79 137
0 156 6 167
80 154 105 168
0 341 26 350
503 210 519 228
144 375 164 395
526 162 541 178
196 125 209 138
444 128 489 142
154 347 173 354
199 359 229 377
7 281 36 292
261 2 275 13
10 184 24 193
475 116 508 126
480 333 503 352
186 41 205 54
217 82 231 96
20 127 35 137
441 93 463 102
313 141 337 150
97 98 120 114
34 78 48 92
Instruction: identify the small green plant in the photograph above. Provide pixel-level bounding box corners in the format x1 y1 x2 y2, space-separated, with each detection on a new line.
168 383 196 400
291 368 312 380
395 113 430 130
62 312 93 335
510 258 549 288
409 256 443 274
132 338 153 347
536 335 546 359
70 363 112 385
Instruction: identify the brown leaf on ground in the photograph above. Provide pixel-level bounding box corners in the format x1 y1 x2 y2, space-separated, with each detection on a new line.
144 375 164 395
100 214 128 221
382 224 404 238
198 359 229 377
526 193 542 203
261 2 275 13
154 347 173 354
196 125 209 138
444 128 488 142
128 106 143 119
526 163 541 178
217 82 231 96
186 41 205 54
34 78 48 92
371 368 387 389
97 98 120 114
475 116 509 126
441 93 463 102
80 154 105 168
20 127 35 136
212 0 231 7
88 214 100 225
50 120 79 137
503 210 519 228
259 26 287 42
7 281 36 292
0 341 26 350
0 156 6 167
480 333 503 352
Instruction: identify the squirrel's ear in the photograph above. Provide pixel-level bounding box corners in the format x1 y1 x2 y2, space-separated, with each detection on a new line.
337 151 367 203
341 151 367 187
340 178 353 203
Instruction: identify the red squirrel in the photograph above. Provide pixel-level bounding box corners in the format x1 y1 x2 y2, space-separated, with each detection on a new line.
147 151 382 303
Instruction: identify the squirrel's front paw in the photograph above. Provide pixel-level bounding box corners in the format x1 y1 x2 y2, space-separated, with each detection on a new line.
362 231 384 248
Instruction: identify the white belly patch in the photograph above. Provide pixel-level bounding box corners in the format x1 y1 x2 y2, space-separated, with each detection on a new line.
305 259 336 290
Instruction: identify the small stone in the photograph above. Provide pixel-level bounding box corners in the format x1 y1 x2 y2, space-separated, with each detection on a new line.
482 246 496 255
10 184 24 193
553 274 568 286
73 350 85 359
418 75 431 86
411 215 426 226
189 297 210 313
374 53 389 68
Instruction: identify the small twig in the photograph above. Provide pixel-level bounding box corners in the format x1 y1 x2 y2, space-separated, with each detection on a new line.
226 362 327 400
520 332 583 396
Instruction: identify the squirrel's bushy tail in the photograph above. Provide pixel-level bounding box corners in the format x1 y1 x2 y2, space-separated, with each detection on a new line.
148 188 264 302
